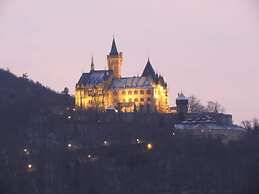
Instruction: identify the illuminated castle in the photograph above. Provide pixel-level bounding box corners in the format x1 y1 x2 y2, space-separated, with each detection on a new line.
75 38 170 113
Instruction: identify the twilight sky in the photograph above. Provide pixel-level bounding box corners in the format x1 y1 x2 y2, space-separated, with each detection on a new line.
0 0 259 123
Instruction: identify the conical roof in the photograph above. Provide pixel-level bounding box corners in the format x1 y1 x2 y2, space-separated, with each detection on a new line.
142 58 156 79
109 38 119 56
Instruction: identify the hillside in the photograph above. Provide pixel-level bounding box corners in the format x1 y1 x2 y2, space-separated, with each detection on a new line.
0 69 72 130
0 69 258 194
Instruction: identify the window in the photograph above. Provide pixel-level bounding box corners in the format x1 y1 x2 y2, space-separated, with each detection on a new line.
140 90 144 95
140 98 144 102
134 90 138 95
88 90 93 96
147 97 151 102
122 91 126 95
134 98 139 102
128 91 132 95
129 98 132 102
113 91 118 96
147 89 151 95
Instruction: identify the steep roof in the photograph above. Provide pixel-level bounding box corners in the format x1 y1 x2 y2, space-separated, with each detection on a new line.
110 76 153 89
142 59 156 79
77 70 113 86
109 38 119 56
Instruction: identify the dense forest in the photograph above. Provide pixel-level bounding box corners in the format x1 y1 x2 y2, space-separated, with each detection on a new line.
0 69 258 194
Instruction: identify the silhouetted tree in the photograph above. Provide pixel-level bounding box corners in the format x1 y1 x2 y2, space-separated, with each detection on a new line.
188 95 206 112
62 87 69 96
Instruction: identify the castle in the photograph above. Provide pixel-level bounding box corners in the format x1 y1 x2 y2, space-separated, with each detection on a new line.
75 38 170 113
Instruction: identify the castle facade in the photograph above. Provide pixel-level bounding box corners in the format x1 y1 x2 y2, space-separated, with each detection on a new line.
75 39 170 113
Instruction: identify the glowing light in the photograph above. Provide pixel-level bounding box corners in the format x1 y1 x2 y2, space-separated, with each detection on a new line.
67 143 72 148
28 164 32 169
23 148 30 155
68 116 71 119
136 138 140 144
172 132 175 136
88 154 92 159
72 108 76 111
147 143 153 150
104 140 109 146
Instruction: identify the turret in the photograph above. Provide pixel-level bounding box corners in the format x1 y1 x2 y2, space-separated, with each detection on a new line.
176 92 189 115
142 58 156 80
107 38 123 78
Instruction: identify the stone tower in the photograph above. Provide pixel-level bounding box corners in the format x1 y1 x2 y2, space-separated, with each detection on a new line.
107 38 123 78
176 92 189 115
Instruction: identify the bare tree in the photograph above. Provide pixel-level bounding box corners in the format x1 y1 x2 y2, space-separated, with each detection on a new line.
189 95 225 113
241 118 259 130
188 95 206 113
241 120 252 130
206 101 225 113
22 73 29 79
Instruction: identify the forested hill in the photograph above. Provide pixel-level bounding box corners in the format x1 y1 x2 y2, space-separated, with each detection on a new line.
0 68 259 194
0 69 72 130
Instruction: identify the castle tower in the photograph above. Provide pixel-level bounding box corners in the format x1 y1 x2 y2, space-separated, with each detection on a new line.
107 38 123 78
176 92 189 115
142 58 156 80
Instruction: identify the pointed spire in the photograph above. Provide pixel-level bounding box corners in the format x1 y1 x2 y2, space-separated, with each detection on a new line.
142 58 156 79
147 57 151 64
109 37 119 56
90 56 95 71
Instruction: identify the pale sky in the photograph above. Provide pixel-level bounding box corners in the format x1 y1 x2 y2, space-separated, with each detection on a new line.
0 0 259 123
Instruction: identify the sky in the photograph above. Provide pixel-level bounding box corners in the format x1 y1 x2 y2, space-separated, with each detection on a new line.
0 0 259 123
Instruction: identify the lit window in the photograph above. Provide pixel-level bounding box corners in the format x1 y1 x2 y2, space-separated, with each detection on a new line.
140 98 144 102
128 91 132 95
134 90 138 95
122 91 126 95
140 90 144 95
147 143 153 150
147 90 151 95
134 98 138 102
147 98 151 102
